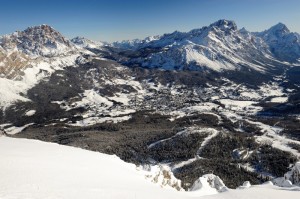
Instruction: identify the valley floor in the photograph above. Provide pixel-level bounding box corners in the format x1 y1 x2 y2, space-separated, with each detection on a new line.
0 136 299 199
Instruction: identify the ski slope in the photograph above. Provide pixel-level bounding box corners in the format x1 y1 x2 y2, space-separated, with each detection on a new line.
0 136 299 199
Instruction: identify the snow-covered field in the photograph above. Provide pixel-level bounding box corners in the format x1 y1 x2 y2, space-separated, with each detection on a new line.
0 136 299 199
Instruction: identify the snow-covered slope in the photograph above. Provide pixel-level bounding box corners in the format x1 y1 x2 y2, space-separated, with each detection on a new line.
0 136 299 199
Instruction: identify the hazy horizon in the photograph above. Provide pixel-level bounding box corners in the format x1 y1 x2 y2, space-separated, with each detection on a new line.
1 0 300 42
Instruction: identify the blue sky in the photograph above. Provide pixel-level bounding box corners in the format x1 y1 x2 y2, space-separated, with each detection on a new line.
0 0 299 42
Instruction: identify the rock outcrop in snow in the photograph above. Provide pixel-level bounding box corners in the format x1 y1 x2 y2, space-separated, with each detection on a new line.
190 174 228 193
273 162 300 187
144 165 183 191
241 181 251 188
284 162 300 185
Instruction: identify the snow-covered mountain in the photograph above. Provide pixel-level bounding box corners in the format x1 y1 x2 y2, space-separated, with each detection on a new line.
0 24 84 79
0 24 77 58
71 36 105 49
0 25 86 106
113 20 297 72
254 23 300 62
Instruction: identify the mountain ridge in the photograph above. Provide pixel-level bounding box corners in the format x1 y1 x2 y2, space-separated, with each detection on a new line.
110 19 295 72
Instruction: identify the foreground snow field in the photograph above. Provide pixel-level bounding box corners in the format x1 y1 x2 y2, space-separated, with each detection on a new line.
0 136 299 199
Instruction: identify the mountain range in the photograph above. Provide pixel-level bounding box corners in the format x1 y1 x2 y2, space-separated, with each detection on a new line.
111 20 300 71
1 19 299 80
0 19 300 192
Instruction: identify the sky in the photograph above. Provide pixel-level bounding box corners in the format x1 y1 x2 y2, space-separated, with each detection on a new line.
0 0 300 42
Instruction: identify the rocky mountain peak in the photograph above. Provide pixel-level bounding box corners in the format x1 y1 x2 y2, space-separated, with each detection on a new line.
268 23 290 35
239 27 248 33
255 23 300 62
0 24 76 57
24 24 59 34
209 19 237 32
24 24 68 42
0 24 82 80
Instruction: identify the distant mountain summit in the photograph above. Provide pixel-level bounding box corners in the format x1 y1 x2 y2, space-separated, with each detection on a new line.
255 23 300 62
0 24 83 79
209 19 238 31
0 24 77 58
112 35 161 50
71 36 105 49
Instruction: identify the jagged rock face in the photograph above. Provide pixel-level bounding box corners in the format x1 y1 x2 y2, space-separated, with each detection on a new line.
209 19 238 33
145 165 183 191
0 24 76 58
255 23 300 62
0 50 30 79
